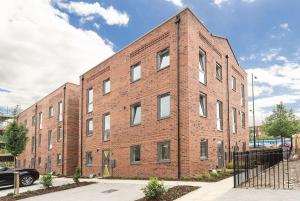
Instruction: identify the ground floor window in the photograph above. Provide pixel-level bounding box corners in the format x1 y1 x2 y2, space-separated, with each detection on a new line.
130 145 141 164
86 152 93 166
157 141 170 162
200 139 208 160
57 153 62 165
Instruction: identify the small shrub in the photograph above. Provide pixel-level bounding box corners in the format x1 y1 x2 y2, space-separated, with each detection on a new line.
226 162 233 169
73 167 81 183
40 174 53 189
142 177 166 199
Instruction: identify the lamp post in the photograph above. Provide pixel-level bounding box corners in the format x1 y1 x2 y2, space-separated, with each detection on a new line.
251 73 257 148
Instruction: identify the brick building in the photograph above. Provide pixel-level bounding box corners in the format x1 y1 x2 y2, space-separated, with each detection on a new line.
17 83 80 176
79 8 248 179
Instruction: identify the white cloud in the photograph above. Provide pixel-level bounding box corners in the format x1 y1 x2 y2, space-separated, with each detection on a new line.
248 85 273 97
240 54 256 61
261 48 281 62
280 23 291 31
0 0 114 108
55 1 129 26
93 22 100 30
241 0 256 3
165 0 184 7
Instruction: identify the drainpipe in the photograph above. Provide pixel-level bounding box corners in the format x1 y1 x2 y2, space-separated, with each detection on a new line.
80 76 84 175
61 85 66 175
175 14 181 179
34 104 37 168
226 55 231 162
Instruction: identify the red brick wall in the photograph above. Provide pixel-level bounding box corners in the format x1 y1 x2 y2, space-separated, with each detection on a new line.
17 83 80 176
79 9 248 178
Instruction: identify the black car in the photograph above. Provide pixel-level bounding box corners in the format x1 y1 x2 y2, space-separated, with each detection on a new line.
0 166 39 187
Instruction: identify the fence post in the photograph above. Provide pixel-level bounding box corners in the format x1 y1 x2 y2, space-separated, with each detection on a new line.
233 151 236 188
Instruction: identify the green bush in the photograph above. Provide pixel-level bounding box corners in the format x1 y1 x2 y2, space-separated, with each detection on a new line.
40 174 53 189
142 177 166 199
73 167 81 183
226 162 233 169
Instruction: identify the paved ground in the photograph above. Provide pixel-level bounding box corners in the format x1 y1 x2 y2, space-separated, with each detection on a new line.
1 176 300 201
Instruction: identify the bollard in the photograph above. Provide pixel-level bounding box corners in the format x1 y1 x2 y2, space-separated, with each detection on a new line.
14 172 20 195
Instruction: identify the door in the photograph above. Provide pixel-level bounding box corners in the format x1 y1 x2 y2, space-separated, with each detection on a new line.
0 167 14 186
102 150 111 177
47 155 51 173
217 141 224 169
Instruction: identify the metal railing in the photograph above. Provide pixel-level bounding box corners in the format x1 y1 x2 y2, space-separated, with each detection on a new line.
233 148 290 189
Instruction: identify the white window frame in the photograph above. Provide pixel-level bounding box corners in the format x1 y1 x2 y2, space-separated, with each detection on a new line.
103 113 110 141
199 93 207 117
103 79 111 95
39 112 43 129
87 88 93 113
241 84 245 107
58 101 63 122
131 103 141 126
199 49 206 84
232 107 237 133
131 63 141 82
216 100 223 131
157 48 170 70
158 93 171 119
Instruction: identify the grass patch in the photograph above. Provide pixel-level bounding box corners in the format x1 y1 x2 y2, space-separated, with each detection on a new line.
136 185 199 201
0 182 95 201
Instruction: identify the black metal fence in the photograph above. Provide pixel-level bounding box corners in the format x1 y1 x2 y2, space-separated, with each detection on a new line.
233 148 290 189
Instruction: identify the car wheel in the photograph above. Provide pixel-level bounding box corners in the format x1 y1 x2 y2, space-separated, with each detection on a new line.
20 175 34 186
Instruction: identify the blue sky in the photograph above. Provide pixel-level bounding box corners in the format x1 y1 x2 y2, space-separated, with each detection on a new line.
1 0 300 124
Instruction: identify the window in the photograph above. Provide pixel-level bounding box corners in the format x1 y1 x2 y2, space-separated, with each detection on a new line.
31 136 35 153
87 88 93 113
216 63 222 81
199 93 207 117
232 107 237 133
57 126 63 142
23 159 26 167
103 79 111 95
131 63 141 82
38 157 41 167
32 116 35 126
199 49 206 84
232 76 236 91
48 130 52 150
24 120 27 128
241 84 245 106
38 134 41 146
158 93 170 119
31 158 35 168
87 119 93 136
86 152 93 166
130 145 141 164
58 101 63 122
49 106 54 118
157 141 170 162
131 103 141 126
157 48 170 69
200 139 208 160
39 112 43 129
216 100 223 131
103 113 110 141
57 153 62 165
241 112 246 129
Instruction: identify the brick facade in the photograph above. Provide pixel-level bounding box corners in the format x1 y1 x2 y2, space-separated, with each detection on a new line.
79 8 249 179
17 83 80 176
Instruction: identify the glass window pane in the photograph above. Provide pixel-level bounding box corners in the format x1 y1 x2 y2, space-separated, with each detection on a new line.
132 104 141 125
159 94 170 118
104 114 110 130
159 50 169 69
132 64 141 81
104 80 110 94
199 51 206 83
199 94 206 116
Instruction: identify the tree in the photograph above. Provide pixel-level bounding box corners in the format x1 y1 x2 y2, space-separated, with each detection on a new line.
3 119 28 167
262 102 300 138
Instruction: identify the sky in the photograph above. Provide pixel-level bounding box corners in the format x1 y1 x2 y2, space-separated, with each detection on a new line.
0 0 300 125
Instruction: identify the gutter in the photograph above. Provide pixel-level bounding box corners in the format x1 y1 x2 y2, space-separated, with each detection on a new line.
80 76 84 175
61 85 66 175
175 14 181 179
34 104 37 168
226 55 231 161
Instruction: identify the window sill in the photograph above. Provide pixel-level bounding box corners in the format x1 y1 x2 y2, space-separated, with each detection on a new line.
200 157 208 161
130 161 141 165
130 78 141 84
87 134 93 137
199 81 207 86
103 139 110 142
86 164 92 167
130 123 141 127
200 115 208 118
103 92 110 96
157 65 170 72
158 115 171 121
158 159 171 164
217 129 223 132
